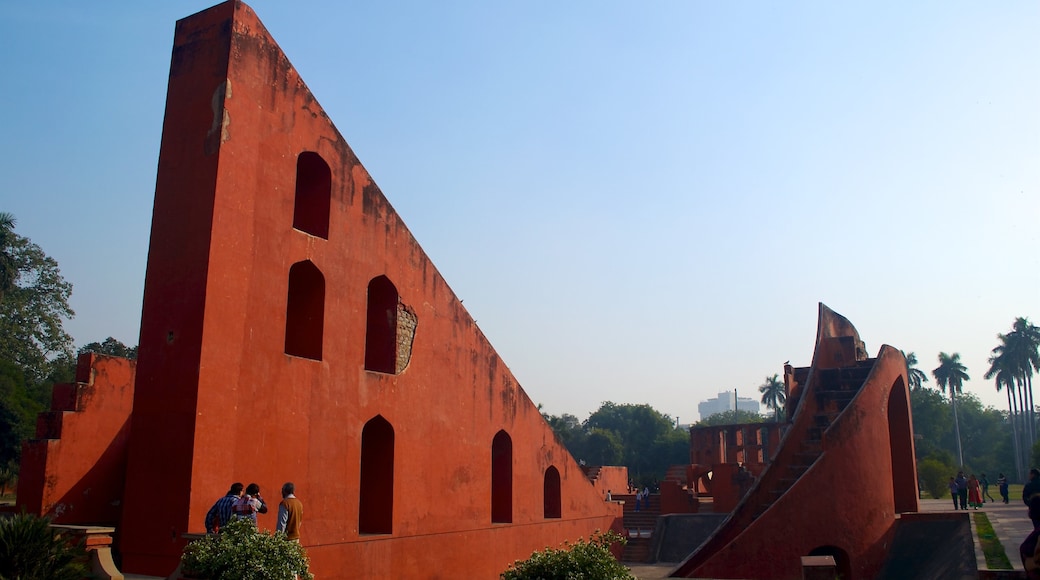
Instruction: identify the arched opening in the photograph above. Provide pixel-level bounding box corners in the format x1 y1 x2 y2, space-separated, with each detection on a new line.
365 276 398 373
359 415 394 534
491 430 513 523
284 261 324 360
543 466 561 518
292 151 331 239
888 375 918 513
808 545 851 579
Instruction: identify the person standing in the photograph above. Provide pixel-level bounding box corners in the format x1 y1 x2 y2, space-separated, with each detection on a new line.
948 477 960 510
232 482 269 524
968 474 983 509
980 473 995 503
955 471 968 510
205 482 244 533
277 481 304 541
998 473 1010 504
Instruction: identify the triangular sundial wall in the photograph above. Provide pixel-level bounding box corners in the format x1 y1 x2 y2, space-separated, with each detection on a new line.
117 1 621 576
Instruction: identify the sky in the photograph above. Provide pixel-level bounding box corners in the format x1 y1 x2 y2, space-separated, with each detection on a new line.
1 1 1037 422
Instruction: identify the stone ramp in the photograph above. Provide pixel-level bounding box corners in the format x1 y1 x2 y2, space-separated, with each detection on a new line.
649 513 727 564
876 511 977 580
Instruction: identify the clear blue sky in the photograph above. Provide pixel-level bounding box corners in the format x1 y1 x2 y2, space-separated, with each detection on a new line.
2 1 1037 421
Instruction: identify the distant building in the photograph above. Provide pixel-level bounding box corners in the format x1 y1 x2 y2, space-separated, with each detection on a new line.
698 391 761 420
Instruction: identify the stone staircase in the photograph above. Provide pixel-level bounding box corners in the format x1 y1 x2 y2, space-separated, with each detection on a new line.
674 360 873 575
617 493 661 563
583 465 602 483
747 363 871 520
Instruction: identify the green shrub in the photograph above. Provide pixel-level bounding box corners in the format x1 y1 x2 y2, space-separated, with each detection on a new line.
501 530 632 580
918 456 955 500
181 518 313 580
0 512 91 580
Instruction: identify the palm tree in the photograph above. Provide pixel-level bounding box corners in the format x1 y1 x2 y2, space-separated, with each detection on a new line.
933 352 969 467
987 351 1023 479
992 319 1040 454
1010 318 1040 446
758 374 786 422
902 351 928 391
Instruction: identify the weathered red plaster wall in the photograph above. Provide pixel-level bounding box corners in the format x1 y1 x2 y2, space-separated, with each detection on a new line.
688 422 781 511
673 306 918 579
118 2 619 576
592 466 630 499
659 480 698 514
16 354 135 526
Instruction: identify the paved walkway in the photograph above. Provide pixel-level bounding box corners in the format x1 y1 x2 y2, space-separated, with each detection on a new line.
919 497 1032 574
627 498 1034 579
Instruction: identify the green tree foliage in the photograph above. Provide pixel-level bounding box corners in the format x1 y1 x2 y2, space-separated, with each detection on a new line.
542 402 688 484
584 428 623 466
501 530 632 580
0 227 74 385
911 386 1014 484
0 360 38 466
910 387 954 461
917 456 956 499
0 513 91 580
695 409 766 427
181 518 314 580
0 218 75 465
544 412 585 451
79 336 138 360
585 403 685 481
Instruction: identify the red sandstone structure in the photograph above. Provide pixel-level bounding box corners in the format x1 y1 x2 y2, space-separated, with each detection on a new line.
15 2 934 578
670 304 919 579
17 1 621 577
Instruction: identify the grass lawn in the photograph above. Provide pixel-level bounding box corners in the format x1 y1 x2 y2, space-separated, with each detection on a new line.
974 511 1014 570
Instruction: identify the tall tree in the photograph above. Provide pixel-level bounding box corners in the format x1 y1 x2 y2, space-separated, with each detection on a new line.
986 351 1022 479
902 351 929 391
0 229 74 384
1009 318 1040 447
990 318 1040 468
932 352 970 467
757 374 786 422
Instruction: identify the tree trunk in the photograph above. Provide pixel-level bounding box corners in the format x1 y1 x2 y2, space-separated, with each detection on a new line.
1029 373 1036 455
952 390 964 468
1009 387 1023 481
1019 377 1031 475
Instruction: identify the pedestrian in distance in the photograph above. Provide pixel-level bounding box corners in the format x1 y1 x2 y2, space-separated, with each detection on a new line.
968 474 983 509
998 473 1010 504
981 473 995 503
955 471 968 510
948 477 959 510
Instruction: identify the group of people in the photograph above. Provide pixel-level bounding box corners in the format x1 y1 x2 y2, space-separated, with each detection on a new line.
204 481 304 541
947 471 1003 510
